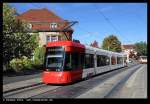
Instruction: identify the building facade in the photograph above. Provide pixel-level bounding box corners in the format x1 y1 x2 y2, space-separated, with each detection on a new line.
16 8 73 47
121 44 137 62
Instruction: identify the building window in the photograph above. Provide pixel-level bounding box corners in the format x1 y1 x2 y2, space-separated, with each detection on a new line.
46 36 51 43
46 35 58 43
50 23 58 29
51 36 58 42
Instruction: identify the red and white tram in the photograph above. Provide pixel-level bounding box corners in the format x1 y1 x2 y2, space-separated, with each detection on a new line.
42 41 127 84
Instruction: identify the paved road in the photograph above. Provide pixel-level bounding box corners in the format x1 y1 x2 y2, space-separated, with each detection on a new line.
77 64 142 98
3 66 129 98
106 64 147 98
31 65 141 98
4 62 145 98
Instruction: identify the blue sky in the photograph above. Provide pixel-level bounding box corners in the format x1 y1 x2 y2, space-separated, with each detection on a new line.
9 3 147 46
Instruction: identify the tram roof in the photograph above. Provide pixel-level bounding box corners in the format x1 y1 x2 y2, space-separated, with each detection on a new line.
85 45 126 56
46 41 85 48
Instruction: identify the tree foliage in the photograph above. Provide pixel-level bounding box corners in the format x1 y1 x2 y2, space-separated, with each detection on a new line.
102 35 122 52
3 3 39 69
33 46 46 65
9 56 32 72
135 41 147 56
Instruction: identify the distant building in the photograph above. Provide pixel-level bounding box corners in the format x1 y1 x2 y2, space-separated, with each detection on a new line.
121 44 137 62
16 8 73 47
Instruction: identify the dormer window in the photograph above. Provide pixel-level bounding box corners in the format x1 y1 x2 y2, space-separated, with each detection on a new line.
50 23 58 29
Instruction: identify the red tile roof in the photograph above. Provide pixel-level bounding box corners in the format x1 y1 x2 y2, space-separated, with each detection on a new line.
17 8 63 22
16 8 73 31
122 45 136 49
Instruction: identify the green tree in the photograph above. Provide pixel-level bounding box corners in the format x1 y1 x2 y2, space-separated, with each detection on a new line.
33 46 46 65
3 3 38 71
102 35 122 52
135 41 147 56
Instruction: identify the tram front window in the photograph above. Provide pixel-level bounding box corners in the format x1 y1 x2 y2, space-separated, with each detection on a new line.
46 56 63 71
45 46 64 71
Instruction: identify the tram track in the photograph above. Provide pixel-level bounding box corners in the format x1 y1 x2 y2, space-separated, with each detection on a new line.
31 64 140 98
3 83 63 98
3 82 43 94
104 64 141 98
3 64 139 98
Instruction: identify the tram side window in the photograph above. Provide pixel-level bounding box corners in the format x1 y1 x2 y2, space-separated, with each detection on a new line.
72 53 84 69
121 57 123 64
111 56 116 65
64 52 84 70
106 56 110 65
64 52 72 70
85 54 90 68
72 53 77 69
97 55 110 67
121 57 124 64
72 52 81 69
90 54 94 68
97 55 102 67
80 53 85 69
84 54 94 69
117 57 123 64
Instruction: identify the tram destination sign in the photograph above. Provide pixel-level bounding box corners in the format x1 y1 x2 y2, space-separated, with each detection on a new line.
47 46 64 52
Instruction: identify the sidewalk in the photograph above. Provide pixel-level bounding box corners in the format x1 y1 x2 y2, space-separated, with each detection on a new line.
3 69 43 93
3 78 42 93
3 69 42 85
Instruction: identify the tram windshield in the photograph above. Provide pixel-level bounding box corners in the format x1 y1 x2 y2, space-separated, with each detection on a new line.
45 46 64 71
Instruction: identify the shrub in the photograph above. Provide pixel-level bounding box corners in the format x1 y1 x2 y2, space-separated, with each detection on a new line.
21 56 32 69
9 56 33 72
33 46 45 66
9 58 24 72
